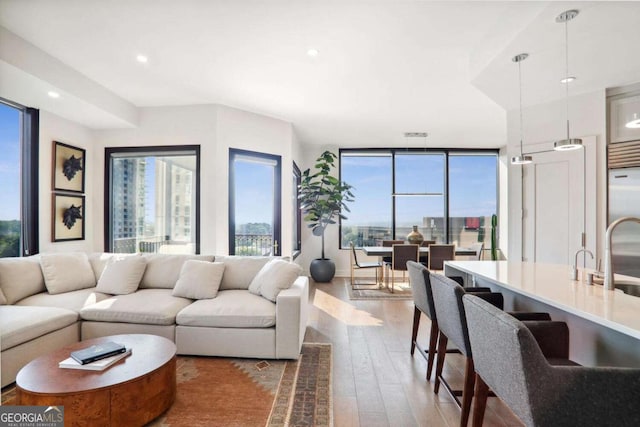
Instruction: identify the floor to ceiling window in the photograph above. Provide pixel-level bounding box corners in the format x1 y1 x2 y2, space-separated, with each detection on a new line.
105 146 200 254
0 99 38 258
340 149 498 249
229 149 281 256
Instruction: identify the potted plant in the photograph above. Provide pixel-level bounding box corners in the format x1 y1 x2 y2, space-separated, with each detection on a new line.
299 150 354 282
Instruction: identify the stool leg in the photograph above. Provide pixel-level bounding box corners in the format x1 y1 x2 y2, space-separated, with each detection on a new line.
426 320 439 381
471 374 489 427
461 356 475 427
433 332 448 394
411 306 420 355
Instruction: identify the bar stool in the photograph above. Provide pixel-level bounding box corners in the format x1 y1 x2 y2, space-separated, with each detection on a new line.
463 294 640 427
407 261 492 381
429 273 551 427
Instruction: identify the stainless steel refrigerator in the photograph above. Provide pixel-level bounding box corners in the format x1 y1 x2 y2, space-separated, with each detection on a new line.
609 167 640 278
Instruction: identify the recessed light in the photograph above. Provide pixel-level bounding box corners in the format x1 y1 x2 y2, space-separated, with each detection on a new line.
306 48 319 57
560 76 576 83
47 91 60 98
136 54 148 63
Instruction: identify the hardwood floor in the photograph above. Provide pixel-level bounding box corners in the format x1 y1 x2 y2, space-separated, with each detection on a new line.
304 277 524 427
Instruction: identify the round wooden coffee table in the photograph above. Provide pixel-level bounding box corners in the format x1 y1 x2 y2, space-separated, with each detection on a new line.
16 334 176 427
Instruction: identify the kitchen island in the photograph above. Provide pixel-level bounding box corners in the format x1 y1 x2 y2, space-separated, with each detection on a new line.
444 261 640 367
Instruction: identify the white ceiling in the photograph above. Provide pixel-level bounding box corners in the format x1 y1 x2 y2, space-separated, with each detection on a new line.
1 1 639 148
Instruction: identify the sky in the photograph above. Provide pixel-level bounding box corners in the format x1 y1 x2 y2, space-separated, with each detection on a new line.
341 153 497 227
0 103 20 221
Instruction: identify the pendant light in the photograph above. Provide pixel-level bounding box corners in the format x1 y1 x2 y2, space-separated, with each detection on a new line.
511 53 532 165
553 9 583 151
626 112 640 128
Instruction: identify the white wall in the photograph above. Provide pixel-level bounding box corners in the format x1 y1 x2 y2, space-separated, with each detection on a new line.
506 90 607 262
92 104 296 256
214 105 295 256
38 111 95 253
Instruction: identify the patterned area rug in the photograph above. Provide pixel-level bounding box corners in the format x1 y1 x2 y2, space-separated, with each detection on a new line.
1 343 332 427
346 280 413 300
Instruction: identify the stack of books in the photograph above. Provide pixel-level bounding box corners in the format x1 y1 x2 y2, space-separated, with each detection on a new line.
59 341 131 371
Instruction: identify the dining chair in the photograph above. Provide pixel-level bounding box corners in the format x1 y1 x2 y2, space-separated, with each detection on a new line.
381 240 404 264
419 240 436 264
463 294 640 427
387 244 419 292
470 242 484 260
430 273 552 427
349 242 383 288
427 244 455 271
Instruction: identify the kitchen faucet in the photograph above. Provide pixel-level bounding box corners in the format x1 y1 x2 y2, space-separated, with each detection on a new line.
571 248 594 281
603 216 640 291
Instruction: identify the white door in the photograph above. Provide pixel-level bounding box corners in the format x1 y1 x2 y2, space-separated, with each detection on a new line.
522 137 596 267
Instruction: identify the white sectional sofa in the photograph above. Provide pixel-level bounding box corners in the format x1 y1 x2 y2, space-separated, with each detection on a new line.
0 253 309 387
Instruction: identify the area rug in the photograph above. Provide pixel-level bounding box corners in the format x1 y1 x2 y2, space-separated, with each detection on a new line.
1 343 332 427
346 281 413 300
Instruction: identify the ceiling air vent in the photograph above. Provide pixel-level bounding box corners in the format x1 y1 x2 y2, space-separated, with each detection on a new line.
608 140 640 169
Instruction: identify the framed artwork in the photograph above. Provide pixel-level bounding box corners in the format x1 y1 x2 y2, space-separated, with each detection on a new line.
53 141 85 193
52 194 85 242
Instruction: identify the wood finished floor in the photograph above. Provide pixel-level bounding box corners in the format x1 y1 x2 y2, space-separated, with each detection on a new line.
304 277 524 427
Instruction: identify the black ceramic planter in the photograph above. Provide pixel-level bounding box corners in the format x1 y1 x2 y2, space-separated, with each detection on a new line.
310 258 335 282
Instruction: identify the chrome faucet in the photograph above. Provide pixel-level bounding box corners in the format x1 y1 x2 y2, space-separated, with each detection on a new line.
571 248 594 281
604 216 640 291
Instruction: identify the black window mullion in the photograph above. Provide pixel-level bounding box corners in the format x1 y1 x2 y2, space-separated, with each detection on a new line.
444 151 450 244
22 107 39 256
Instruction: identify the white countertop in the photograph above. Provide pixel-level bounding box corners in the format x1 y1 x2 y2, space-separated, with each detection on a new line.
445 261 640 340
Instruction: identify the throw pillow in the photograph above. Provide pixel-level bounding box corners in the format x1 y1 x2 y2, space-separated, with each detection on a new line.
40 253 96 295
140 254 215 289
0 256 45 304
96 256 148 295
172 260 225 299
248 259 302 302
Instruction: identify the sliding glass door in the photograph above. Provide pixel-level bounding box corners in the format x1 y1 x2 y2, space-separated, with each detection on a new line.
229 149 281 256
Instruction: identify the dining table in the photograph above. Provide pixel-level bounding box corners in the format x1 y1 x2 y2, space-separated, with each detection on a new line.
361 246 476 257
360 245 477 287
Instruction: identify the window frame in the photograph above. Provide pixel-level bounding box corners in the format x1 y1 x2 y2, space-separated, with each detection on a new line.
104 145 201 253
228 148 282 256
292 161 302 260
0 98 39 257
338 147 499 249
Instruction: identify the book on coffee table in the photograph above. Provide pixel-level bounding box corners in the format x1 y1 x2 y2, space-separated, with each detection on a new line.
70 341 126 364
59 348 132 371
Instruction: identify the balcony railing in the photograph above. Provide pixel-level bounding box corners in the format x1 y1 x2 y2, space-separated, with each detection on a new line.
234 234 273 256
113 235 170 254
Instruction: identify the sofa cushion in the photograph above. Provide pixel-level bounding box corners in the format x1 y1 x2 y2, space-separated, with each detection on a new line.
172 260 225 299
214 256 275 290
16 288 112 312
248 259 303 302
96 256 147 295
176 290 276 328
0 289 6 305
0 305 78 351
88 252 141 282
80 289 192 325
40 253 96 294
0 256 46 304
139 254 214 289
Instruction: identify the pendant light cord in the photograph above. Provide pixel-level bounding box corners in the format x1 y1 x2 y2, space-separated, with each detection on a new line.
565 19 570 140
518 58 525 156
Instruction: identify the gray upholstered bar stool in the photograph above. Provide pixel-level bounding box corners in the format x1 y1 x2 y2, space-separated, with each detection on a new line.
463 294 640 427
429 273 551 427
407 261 493 381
